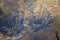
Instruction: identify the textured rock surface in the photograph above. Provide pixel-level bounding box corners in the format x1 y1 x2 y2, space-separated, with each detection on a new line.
0 0 60 40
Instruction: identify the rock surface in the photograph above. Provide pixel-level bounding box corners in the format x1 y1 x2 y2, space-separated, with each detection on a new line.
0 0 60 40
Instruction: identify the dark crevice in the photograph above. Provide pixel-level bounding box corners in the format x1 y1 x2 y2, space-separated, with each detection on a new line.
56 32 59 40
0 8 4 15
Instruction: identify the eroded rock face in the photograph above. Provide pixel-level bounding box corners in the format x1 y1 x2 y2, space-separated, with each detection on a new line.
0 0 60 40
